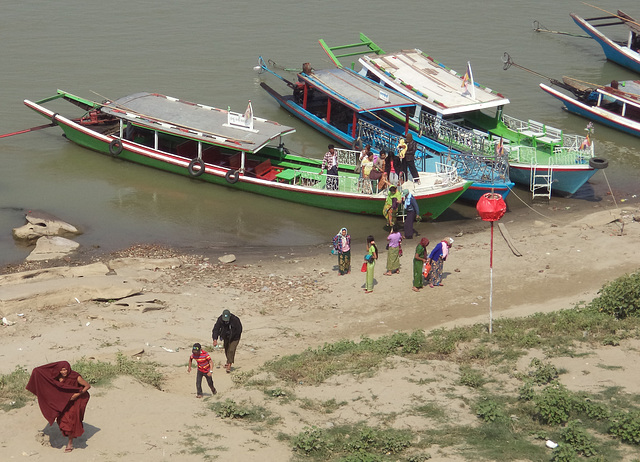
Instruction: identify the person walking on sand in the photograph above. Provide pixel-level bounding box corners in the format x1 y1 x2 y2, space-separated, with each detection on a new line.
26 361 91 453
384 224 402 276
427 237 454 287
382 186 402 228
402 189 420 239
333 227 351 275
188 343 217 398
364 235 378 293
413 237 430 292
212 309 243 373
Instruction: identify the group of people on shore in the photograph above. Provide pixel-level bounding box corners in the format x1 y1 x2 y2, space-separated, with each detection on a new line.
333 227 454 294
26 309 244 452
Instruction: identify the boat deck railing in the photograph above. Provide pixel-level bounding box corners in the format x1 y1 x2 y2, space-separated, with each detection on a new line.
419 112 501 157
501 114 593 157
413 115 511 182
510 146 592 166
334 147 359 166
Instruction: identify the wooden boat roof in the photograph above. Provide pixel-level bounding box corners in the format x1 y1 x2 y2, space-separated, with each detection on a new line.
298 68 417 113
359 49 510 116
100 92 296 153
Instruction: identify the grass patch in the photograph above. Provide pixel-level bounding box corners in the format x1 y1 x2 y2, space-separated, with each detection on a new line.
0 366 32 411
73 353 164 389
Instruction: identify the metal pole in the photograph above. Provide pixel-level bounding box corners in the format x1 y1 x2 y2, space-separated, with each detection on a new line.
490 221 494 334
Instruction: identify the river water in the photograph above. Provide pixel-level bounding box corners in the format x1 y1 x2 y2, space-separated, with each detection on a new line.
1 0 639 266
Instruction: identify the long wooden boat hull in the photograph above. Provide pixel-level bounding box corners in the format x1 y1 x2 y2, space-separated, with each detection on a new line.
571 13 640 73
540 83 640 138
24 96 469 219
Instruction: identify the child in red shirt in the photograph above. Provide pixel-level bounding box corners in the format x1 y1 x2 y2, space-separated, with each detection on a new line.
188 343 217 398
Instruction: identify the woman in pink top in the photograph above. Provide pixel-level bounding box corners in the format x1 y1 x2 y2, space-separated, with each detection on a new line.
333 227 351 275
384 224 403 276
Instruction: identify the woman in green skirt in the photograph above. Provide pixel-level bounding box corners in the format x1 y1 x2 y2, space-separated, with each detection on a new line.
413 237 430 292
365 235 378 293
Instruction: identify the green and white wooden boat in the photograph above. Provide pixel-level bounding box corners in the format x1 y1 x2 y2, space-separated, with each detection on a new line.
24 90 469 218
320 34 604 198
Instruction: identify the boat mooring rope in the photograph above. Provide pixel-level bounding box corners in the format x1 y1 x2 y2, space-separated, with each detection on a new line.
532 20 592 39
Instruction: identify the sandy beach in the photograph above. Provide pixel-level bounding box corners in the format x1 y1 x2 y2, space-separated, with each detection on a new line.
1 201 639 461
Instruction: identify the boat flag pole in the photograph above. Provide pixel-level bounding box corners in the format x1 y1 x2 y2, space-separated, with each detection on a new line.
0 123 56 139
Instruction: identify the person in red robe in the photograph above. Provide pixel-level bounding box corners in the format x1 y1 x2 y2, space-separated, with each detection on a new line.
26 361 91 453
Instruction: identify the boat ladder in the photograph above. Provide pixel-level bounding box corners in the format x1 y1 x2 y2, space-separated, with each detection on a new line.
530 159 553 200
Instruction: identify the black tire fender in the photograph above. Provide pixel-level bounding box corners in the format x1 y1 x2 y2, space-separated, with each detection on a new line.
589 157 608 169
187 158 206 177
225 169 240 184
51 113 59 126
108 139 124 156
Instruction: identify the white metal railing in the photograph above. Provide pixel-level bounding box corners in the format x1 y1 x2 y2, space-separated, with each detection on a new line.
335 147 360 166
290 169 379 194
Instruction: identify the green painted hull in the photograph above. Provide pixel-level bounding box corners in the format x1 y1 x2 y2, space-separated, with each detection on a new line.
25 96 469 219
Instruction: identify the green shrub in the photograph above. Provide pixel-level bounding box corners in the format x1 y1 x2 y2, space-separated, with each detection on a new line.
459 365 486 388
561 420 597 456
528 358 559 385
534 384 573 425
475 397 505 423
292 426 331 455
609 410 640 444
590 271 640 319
550 443 578 462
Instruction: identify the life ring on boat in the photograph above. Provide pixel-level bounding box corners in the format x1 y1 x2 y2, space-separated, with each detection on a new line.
589 157 608 170
108 139 124 156
187 158 206 177
51 113 59 126
225 169 240 184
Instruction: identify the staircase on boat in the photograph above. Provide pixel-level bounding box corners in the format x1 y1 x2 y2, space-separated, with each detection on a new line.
530 160 553 200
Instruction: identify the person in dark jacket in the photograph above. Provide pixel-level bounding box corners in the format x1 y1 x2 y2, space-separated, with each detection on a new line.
212 309 243 373
404 133 420 184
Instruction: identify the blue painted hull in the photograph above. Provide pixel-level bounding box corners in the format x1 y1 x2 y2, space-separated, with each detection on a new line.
509 164 597 196
540 83 640 138
260 82 511 201
571 13 640 73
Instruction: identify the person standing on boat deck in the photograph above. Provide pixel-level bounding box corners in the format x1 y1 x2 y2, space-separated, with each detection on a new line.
413 237 430 292
333 227 351 275
397 138 408 182
358 144 372 176
321 144 339 191
385 149 400 186
364 235 378 293
404 133 420 184
426 237 454 288
212 309 243 373
384 224 402 276
402 189 420 239
361 151 375 193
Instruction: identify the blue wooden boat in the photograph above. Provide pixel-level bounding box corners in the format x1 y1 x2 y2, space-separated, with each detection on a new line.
257 57 510 201
319 33 602 198
571 11 640 74
540 77 640 138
